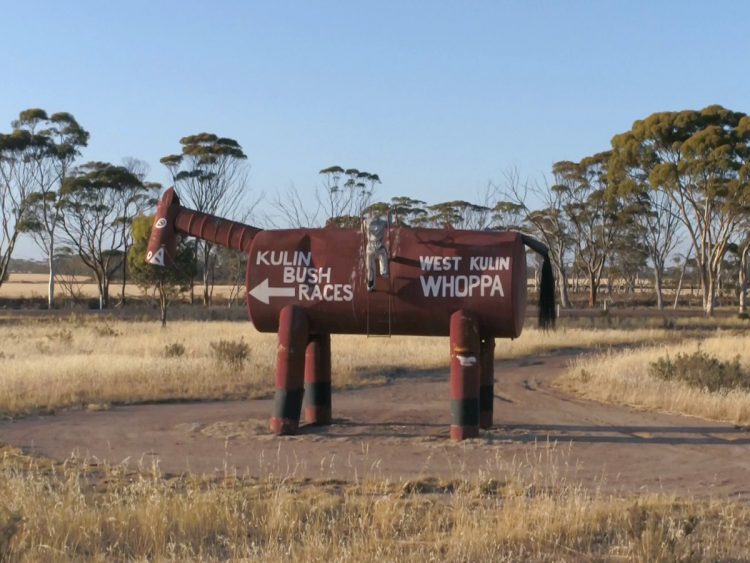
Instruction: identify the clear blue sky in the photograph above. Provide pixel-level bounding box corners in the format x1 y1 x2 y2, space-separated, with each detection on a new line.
3 0 749 258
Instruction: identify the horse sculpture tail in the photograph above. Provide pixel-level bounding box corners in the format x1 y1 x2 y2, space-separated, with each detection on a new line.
521 234 556 330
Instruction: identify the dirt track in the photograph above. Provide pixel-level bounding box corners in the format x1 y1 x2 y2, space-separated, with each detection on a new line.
2 350 749 497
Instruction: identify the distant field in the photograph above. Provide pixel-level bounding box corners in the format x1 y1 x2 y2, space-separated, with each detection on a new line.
1 273 243 300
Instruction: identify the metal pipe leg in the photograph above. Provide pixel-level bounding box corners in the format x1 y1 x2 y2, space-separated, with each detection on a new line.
270 305 308 435
479 336 495 429
304 333 332 425
449 310 480 441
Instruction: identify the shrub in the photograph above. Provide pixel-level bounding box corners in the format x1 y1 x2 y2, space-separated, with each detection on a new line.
661 318 676 330
163 342 186 358
94 322 121 337
209 339 250 369
649 349 749 392
46 329 73 344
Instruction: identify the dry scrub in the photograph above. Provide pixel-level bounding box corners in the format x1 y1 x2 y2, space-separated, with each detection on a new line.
0 316 671 418
557 333 750 425
0 444 747 561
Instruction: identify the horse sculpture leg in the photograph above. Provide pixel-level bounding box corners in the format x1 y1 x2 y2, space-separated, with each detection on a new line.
449 310 481 441
304 333 332 425
270 305 308 435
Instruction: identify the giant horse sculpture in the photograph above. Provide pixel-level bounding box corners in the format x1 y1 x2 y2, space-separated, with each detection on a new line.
147 188 555 440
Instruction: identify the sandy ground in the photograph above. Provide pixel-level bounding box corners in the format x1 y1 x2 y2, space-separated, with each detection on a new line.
1 350 749 497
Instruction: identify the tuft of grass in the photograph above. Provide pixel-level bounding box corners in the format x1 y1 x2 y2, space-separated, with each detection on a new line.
163 342 186 358
93 322 121 338
209 338 250 370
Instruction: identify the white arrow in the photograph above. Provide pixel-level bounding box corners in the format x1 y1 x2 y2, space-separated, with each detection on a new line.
249 278 296 304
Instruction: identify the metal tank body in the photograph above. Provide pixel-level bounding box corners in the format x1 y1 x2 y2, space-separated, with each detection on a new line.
245 227 527 338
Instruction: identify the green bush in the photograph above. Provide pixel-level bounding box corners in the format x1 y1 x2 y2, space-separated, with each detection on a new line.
209 339 250 370
649 349 749 392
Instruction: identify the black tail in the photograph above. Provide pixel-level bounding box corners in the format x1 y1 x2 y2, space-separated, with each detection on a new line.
521 235 556 330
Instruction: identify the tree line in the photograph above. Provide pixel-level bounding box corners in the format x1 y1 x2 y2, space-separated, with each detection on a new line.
499 105 750 316
2 105 748 317
0 109 251 309
304 106 748 317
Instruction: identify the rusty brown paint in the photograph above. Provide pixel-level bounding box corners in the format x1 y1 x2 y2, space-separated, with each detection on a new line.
146 188 260 267
304 334 332 425
145 188 181 267
449 310 480 441
246 227 527 338
147 188 553 441
270 305 308 435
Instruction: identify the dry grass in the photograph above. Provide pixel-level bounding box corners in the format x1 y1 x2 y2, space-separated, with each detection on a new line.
0 316 673 418
4 273 92 283
0 443 747 561
0 274 242 300
557 333 750 425
0 314 746 560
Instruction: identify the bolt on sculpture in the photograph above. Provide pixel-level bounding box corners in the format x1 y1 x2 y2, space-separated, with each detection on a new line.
147 188 556 440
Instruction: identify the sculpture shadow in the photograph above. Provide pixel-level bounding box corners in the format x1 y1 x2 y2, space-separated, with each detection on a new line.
487 423 750 446
298 420 750 445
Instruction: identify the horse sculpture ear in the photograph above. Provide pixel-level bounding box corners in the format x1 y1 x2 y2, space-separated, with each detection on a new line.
146 187 180 269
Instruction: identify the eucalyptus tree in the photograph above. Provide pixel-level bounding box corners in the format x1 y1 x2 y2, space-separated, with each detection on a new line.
0 127 39 288
352 196 426 229
608 153 681 309
388 196 427 226
739 242 750 314
731 225 750 314
499 170 573 308
161 133 249 305
11 109 89 307
554 152 625 307
268 166 380 229
267 184 321 228
60 162 154 309
318 166 381 221
610 106 750 315
607 221 649 295
422 200 491 229
490 201 526 231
